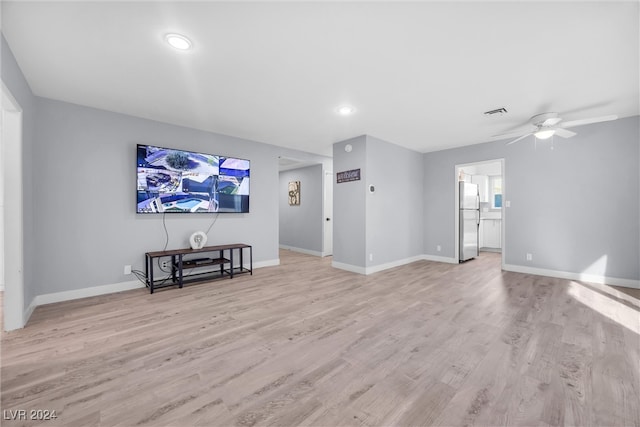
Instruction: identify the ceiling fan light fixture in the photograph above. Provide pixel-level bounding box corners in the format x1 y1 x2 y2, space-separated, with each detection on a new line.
165 33 192 50
534 129 555 140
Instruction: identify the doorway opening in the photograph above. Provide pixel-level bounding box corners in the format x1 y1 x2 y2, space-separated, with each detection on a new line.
278 157 332 258
454 159 505 270
2 81 25 331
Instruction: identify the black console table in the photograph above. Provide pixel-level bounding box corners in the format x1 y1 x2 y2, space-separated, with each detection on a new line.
145 243 252 293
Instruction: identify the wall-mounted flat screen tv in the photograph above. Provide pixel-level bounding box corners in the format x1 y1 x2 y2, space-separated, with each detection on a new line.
137 144 250 213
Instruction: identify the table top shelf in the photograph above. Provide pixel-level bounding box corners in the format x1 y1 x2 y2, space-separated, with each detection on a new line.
146 243 251 258
144 243 253 294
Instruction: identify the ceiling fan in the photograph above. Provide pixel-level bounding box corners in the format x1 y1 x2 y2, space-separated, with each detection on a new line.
494 112 618 145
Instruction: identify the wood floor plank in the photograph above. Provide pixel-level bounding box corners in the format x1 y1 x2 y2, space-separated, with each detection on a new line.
1 250 638 426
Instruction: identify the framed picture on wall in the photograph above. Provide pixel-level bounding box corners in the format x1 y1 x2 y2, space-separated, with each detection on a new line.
288 181 300 205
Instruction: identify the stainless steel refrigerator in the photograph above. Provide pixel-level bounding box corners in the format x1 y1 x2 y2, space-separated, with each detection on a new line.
459 181 480 261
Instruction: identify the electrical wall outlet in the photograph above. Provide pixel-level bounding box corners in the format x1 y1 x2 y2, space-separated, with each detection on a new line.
437 245 442 252
369 253 373 261
161 260 170 269
124 265 132 275
526 253 533 261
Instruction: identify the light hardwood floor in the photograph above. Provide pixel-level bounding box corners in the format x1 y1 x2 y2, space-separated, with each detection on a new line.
1 250 639 426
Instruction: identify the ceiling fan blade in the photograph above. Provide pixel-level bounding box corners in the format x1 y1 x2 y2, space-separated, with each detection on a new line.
506 133 533 145
490 126 535 141
542 117 562 126
560 114 618 128
554 128 577 138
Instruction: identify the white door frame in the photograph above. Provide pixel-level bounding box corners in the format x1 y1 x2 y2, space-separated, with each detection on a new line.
454 159 505 269
2 80 25 331
323 170 333 256
278 157 330 257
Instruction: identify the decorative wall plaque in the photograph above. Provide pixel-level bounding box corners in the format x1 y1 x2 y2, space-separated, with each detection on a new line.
336 169 361 183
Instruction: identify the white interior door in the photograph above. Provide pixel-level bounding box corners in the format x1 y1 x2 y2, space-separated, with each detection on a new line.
323 171 333 256
2 82 25 331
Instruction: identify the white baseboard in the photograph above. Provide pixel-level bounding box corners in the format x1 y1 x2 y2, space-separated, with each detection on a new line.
333 254 456 276
24 297 37 326
331 261 366 275
421 254 459 264
365 255 426 275
34 280 146 307
20 256 636 330
253 258 280 269
22 280 141 327
16 257 280 328
503 264 640 289
279 245 323 257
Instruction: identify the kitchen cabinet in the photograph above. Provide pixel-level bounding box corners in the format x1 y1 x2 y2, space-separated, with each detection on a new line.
472 175 488 203
480 219 501 249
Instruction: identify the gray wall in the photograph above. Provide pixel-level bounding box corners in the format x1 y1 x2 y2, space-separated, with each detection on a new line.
423 116 639 281
279 164 323 253
4 32 638 310
4 27 333 305
333 135 424 270
366 135 424 267
29 97 326 296
1 34 37 310
333 136 367 268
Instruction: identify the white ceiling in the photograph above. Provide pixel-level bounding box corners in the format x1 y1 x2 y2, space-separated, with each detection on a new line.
2 1 638 157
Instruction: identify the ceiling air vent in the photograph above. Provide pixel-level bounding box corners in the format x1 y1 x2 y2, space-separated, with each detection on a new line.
484 107 508 116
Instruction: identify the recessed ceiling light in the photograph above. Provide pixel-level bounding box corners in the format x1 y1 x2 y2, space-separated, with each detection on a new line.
165 33 192 50
337 105 356 116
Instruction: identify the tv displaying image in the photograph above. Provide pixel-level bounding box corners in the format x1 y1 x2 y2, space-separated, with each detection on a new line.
137 144 250 213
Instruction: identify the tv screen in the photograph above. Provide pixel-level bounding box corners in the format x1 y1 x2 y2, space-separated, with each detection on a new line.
136 144 250 213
